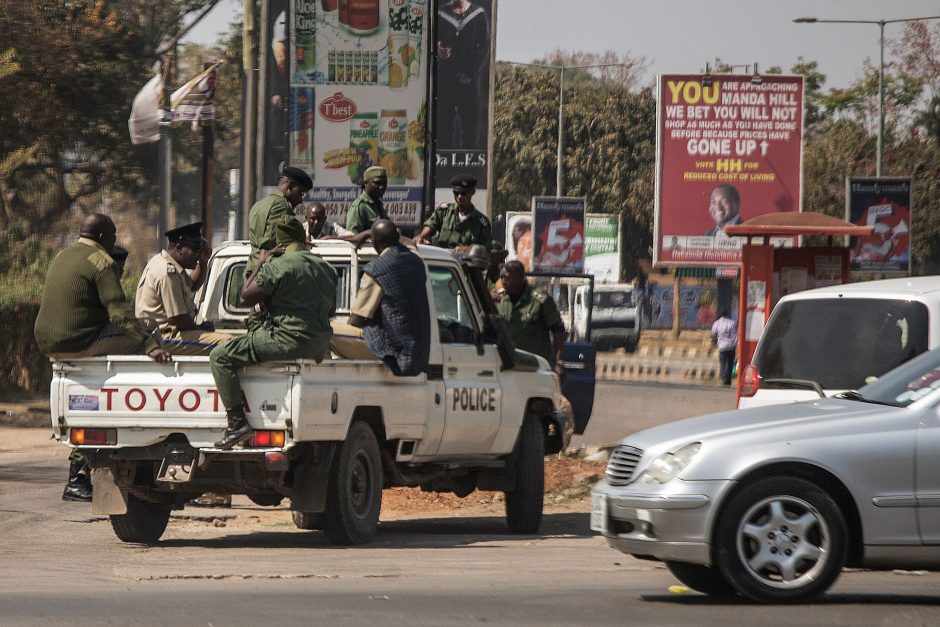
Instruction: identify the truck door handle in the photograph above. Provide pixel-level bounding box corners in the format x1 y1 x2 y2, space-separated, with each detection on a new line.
558 360 586 370
478 370 494 377
447 366 458 375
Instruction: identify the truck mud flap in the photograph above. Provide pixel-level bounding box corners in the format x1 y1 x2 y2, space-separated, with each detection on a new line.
291 444 336 513
91 467 127 515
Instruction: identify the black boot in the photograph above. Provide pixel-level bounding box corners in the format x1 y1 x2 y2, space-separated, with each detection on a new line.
62 460 93 502
215 408 252 450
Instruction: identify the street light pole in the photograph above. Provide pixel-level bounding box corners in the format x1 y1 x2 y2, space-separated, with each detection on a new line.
794 15 940 177
498 60 628 197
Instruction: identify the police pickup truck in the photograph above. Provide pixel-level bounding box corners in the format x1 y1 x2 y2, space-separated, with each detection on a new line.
49 242 591 546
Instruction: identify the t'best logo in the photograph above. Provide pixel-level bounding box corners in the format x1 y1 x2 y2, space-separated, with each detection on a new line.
319 92 357 122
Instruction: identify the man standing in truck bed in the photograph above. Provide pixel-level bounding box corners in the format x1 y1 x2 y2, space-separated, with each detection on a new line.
211 218 337 449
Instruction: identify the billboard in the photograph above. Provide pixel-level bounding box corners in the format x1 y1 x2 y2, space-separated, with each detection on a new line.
583 213 620 283
260 0 429 227
846 177 912 274
532 196 585 273
504 210 532 269
433 0 494 213
654 73 804 265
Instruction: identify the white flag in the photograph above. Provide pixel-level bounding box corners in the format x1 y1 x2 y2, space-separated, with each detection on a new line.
171 62 220 126
128 74 163 145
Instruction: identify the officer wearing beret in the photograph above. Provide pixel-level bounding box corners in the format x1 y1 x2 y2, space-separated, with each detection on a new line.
495 260 567 383
346 166 389 234
211 217 337 449
248 165 312 275
417 174 491 251
136 222 233 355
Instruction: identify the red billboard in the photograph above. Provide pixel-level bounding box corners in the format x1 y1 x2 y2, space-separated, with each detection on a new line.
654 73 804 265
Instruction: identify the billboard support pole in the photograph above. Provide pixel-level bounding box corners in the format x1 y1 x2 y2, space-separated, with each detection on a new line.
556 66 564 197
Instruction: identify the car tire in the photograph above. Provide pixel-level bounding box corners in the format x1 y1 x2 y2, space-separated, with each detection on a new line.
504 416 544 534
110 493 171 544
665 561 737 596
321 421 383 545
714 477 847 603
292 510 321 530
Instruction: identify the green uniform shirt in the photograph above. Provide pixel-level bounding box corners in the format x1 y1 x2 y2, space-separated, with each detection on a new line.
345 191 387 234
247 192 294 273
34 240 152 355
496 283 564 365
255 250 337 360
424 203 492 249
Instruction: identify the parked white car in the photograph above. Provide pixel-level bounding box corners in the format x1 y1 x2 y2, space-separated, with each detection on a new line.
592 347 940 602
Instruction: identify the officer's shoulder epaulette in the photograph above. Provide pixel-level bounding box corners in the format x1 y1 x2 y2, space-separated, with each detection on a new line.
166 264 177 274
437 202 449 209
88 249 115 272
531 288 548 303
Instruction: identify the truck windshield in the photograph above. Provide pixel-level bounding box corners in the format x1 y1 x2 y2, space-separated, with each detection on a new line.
594 291 634 308
754 298 929 390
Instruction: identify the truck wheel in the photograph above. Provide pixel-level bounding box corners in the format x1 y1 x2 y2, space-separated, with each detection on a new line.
321 421 383 545
714 477 847 603
665 561 737 596
504 416 544 533
109 493 171 544
292 510 320 530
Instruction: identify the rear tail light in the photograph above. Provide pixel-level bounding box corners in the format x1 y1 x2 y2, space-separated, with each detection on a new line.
70 428 117 446
740 363 761 397
247 430 286 447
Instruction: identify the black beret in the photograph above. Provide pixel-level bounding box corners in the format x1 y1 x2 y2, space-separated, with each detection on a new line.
164 221 203 243
110 245 129 262
450 173 477 189
282 166 313 191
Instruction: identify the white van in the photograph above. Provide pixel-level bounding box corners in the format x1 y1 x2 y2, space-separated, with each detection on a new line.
738 276 940 408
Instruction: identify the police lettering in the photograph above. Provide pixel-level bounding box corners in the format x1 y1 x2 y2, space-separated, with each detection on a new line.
451 387 497 412
99 387 221 412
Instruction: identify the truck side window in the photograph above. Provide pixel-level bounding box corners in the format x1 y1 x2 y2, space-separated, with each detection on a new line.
428 265 478 344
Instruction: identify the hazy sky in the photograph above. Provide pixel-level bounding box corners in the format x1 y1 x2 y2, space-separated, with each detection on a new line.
186 0 940 90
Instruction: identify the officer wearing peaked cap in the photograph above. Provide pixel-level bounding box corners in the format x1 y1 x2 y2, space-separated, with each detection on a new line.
417 173 491 251
136 221 234 355
247 165 312 276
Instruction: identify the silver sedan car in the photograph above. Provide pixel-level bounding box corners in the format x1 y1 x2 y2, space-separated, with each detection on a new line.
591 348 940 603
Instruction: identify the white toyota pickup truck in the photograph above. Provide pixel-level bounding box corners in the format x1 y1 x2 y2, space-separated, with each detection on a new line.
49 241 588 545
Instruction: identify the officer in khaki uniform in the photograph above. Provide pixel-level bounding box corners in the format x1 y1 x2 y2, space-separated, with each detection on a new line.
496 260 567 381
417 173 491 251
136 222 233 355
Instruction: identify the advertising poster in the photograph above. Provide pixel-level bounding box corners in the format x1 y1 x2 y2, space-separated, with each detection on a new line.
584 213 620 283
289 0 428 227
647 282 730 330
532 196 585 273
654 73 804 265
433 0 493 212
846 177 912 274
261 0 290 187
504 210 533 270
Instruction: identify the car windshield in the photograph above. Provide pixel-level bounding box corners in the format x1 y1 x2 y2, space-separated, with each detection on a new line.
856 348 940 407
594 291 634 308
753 298 929 390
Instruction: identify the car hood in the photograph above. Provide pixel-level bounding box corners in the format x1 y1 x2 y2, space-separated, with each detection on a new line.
624 397 896 454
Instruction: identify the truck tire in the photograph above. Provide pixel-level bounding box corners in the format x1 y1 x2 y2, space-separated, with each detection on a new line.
321 421 383 545
504 416 544 533
110 493 171 544
292 510 321 530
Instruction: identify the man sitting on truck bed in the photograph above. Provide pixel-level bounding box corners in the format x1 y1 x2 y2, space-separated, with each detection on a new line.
135 222 233 355
347 219 431 376
210 217 337 449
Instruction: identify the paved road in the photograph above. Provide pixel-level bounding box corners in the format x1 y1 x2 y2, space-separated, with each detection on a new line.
572 380 737 449
3 386 940 624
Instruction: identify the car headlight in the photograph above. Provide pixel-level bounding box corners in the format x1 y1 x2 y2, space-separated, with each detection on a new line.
639 442 701 484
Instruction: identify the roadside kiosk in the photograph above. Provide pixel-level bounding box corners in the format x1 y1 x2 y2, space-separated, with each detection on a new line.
724 212 873 399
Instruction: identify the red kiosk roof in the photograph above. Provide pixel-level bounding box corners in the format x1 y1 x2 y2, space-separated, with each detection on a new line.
724 212 873 237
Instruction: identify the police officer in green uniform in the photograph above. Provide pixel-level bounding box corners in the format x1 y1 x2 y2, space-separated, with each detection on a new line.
345 166 389 234
247 166 312 274
211 217 337 449
136 222 233 355
417 174 491 251
496 260 567 383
